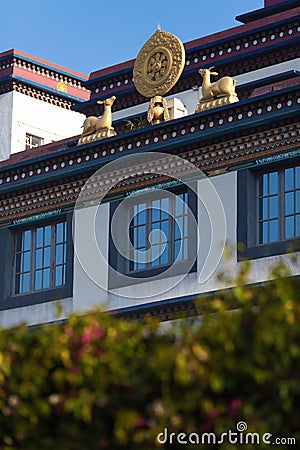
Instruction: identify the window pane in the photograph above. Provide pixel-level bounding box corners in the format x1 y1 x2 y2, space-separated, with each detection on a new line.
184 215 188 238
296 190 300 213
285 168 294 191
35 270 43 290
44 226 51 246
285 192 294 215
55 266 63 286
150 226 161 245
22 273 30 293
23 230 31 251
262 198 268 220
35 249 43 269
183 238 188 260
269 196 278 219
174 239 182 261
260 221 268 244
56 223 64 243
137 204 146 224
151 208 160 222
43 247 51 267
262 174 268 196
138 226 146 247
56 244 64 265
175 194 183 216
285 216 294 239
296 167 300 189
151 245 160 267
161 220 169 243
23 252 30 272
269 220 278 242
43 268 50 288
36 227 43 248
161 198 169 220
269 172 278 195
175 217 183 240
160 244 169 265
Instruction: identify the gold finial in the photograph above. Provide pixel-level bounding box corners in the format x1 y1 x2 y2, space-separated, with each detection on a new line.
157 22 161 30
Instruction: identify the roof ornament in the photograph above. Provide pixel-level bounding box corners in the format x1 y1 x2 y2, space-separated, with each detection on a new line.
133 29 185 125
195 67 239 113
77 95 117 146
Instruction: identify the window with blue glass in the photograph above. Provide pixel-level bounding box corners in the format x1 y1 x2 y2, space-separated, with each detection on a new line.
258 165 300 244
14 221 67 294
109 187 197 288
129 192 189 271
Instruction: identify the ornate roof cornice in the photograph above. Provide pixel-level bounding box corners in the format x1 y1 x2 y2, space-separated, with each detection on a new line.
0 85 299 226
74 13 300 115
0 49 89 106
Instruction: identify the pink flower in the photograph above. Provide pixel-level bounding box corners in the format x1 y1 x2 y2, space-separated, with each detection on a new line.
229 398 242 417
80 321 105 346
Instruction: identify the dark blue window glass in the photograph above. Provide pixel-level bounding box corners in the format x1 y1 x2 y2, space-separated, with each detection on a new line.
129 192 189 271
259 165 300 244
15 221 67 294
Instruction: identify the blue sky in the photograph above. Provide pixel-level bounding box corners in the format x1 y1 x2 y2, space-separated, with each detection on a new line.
1 0 262 75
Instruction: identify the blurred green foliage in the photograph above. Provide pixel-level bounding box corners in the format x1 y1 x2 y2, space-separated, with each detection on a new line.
0 261 299 449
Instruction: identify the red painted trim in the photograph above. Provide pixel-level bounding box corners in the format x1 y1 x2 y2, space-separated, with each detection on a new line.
12 66 89 100
0 48 88 80
0 67 13 79
185 7 300 50
265 0 286 6
89 58 135 80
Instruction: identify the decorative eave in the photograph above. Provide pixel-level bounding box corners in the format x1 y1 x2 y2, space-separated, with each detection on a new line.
236 0 300 24
73 10 300 116
0 84 299 226
0 49 89 107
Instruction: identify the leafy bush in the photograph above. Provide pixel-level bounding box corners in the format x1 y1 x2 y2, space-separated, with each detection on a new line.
0 261 300 449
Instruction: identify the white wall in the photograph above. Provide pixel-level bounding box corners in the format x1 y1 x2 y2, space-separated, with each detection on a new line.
10 91 85 154
71 172 237 312
0 297 73 328
0 92 13 161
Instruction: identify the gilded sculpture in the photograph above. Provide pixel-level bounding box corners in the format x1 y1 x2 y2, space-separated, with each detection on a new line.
195 66 239 112
147 96 170 125
133 29 185 125
78 95 117 146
